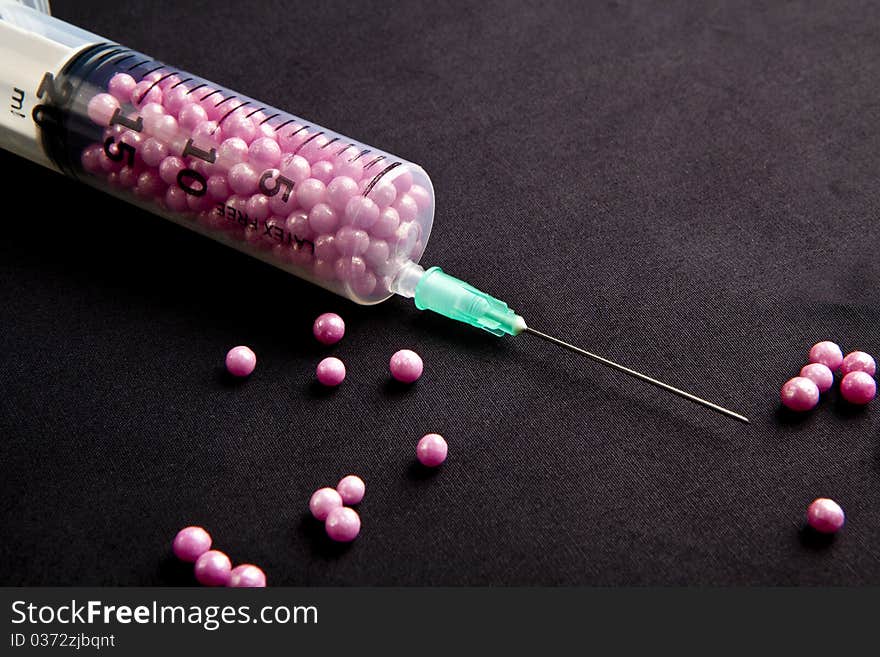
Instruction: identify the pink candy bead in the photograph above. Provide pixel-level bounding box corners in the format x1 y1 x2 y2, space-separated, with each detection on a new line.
178 103 208 131
217 137 249 169
228 162 260 195
345 195 380 229
409 184 431 210
334 226 369 256
416 433 448 467
366 182 397 208
108 73 136 102
840 351 876 377
228 564 267 588
799 363 834 393
316 356 346 386
172 526 212 562
840 371 876 405
86 93 119 126
131 79 162 107
164 186 188 212
135 170 164 197
325 507 361 542
164 85 189 115
308 203 339 234
780 376 820 411
310 160 335 183
806 498 845 534
372 207 400 239
309 487 343 521
336 475 365 505
159 156 185 185
225 115 257 143
313 312 345 345
246 194 270 221
389 349 423 383
81 144 103 173
194 550 232 586
140 137 168 167
249 137 282 170
326 176 359 212
225 345 257 377
296 178 326 211
809 341 844 371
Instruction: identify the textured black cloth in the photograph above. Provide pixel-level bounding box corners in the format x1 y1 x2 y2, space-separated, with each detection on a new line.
1 0 879 586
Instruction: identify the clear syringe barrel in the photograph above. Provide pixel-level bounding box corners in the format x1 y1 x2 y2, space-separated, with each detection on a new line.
0 2 433 304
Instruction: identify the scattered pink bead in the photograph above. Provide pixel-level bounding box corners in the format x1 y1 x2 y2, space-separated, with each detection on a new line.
841 351 876 377
806 498 845 534
309 487 343 521
780 376 820 411
416 433 448 467
809 341 844 371
172 526 212 562
325 507 361 542
228 564 267 588
194 550 232 586
389 349 423 383
313 312 345 345
316 356 346 386
840 371 876 405
799 363 834 393
337 475 365 505
225 345 257 377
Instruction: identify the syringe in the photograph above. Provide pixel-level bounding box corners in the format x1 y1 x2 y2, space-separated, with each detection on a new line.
0 1 748 424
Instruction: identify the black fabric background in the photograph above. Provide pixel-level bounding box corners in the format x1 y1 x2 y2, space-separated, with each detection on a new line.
1 0 879 585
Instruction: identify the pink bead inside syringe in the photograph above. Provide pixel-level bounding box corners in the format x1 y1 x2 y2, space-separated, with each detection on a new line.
51 44 434 304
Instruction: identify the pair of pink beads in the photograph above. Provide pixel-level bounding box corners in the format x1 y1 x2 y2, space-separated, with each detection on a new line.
309 475 365 542
806 498 846 534
172 526 266 587
312 312 348 386
315 348 424 387
780 341 876 411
